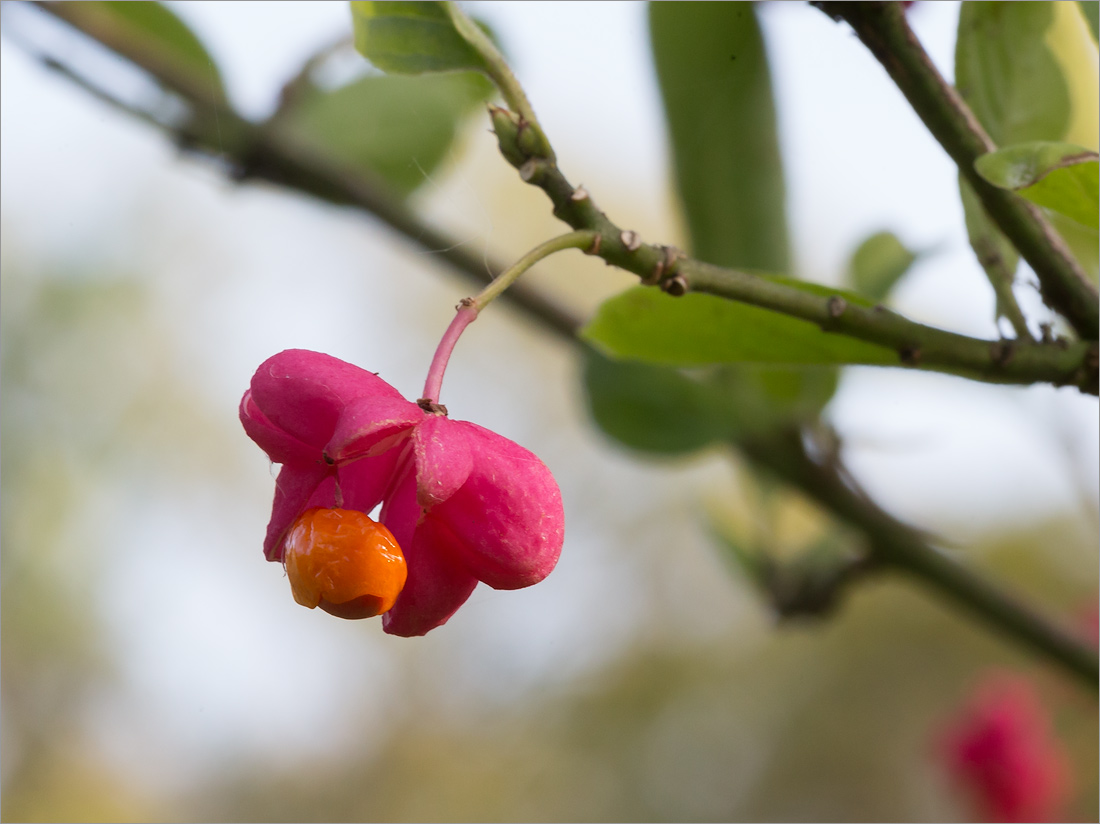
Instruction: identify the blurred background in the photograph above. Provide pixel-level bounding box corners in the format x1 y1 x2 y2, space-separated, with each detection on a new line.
1 2 1096 821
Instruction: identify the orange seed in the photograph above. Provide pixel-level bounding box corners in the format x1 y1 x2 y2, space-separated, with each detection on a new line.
284 508 407 620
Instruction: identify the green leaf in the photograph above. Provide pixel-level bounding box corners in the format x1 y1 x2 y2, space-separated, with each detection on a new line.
954 2 1097 292
1082 2 1100 44
55 1 227 103
581 350 839 457
582 287 899 368
1051 211 1100 282
350 1 488 75
706 364 839 439
591 3 846 458
648 2 788 273
274 71 492 196
581 349 725 455
846 231 918 302
956 2 1071 147
975 142 1099 230
646 3 840 434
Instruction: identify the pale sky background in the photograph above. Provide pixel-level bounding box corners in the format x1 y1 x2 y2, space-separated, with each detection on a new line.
2 0 1097 796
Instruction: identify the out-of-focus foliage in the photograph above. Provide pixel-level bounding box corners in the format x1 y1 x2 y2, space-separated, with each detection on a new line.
957 0 1100 283
273 68 493 197
648 1 788 274
271 3 497 196
581 349 729 456
350 1 489 75
846 230 919 303
1082 1 1100 43
49 1 228 103
582 3 849 465
957 3 1073 147
0 253 234 822
583 347 840 456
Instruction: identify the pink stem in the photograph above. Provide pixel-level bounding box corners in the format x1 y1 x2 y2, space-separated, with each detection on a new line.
421 305 479 403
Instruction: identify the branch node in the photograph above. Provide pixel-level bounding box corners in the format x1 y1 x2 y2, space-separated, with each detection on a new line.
642 258 664 286
569 186 589 202
640 245 685 286
990 340 1016 367
620 230 642 252
585 233 602 256
519 158 546 183
662 244 686 273
827 296 848 318
416 398 449 416
661 275 689 297
899 345 923 366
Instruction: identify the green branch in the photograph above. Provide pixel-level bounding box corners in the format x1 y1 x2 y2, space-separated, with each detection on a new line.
962 180 1034 341
739 429 1099 687
28 2 581 344
489 83 1098 686
815 1 1099 341
489 108 1099 394
443 3 554 162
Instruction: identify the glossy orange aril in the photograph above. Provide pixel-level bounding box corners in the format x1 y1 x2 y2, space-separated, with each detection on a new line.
284 508 407 620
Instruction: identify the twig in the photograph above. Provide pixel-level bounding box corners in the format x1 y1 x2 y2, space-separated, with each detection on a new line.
26 1 582 343
489 108 1098 394
739 429 1099 687
814 1 1099 341
960 179 1033 340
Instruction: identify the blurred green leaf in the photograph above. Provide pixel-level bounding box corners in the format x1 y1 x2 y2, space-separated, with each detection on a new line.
956 1 1100 282
1051 211 1100 282
350 1 488 75
648 2 788 272
582 287 898 368
275 71 492 196
959 179 1020 278
954 1 1066 286
975 142 1099 230
711 525 772 588
716 365 839 428
1080 1 1099 45
846 231 918 302
582 349 840 457
54 1 227 103
959 179 1023 322
639 2 840 452
582 349 725 456
956 2 1070 147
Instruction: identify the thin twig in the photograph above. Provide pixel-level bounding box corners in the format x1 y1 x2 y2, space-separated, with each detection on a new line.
489 109 1099 394
738 429 1099 686
25 1 582 343
815 1 1099 340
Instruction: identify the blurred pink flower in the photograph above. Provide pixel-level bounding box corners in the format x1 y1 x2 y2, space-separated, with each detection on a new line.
241 349 564 636
938 673 1072 823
